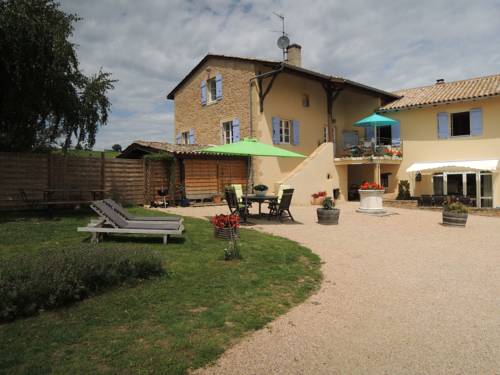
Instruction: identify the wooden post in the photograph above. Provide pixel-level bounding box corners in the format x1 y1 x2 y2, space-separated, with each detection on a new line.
100 152 106 198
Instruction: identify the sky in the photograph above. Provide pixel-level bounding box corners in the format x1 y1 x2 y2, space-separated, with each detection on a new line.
60 0 500 150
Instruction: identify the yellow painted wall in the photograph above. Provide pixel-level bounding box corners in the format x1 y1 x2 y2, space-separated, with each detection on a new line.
384 96 500 206
252 71 382 199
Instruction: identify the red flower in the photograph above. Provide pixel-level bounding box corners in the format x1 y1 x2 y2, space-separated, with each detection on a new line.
210 214 240 229
360 182 384 190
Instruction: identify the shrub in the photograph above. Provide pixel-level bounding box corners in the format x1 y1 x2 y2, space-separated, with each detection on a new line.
0 247 165 321
253 184 268 191
444 201 469 213
397 180 411 200
322 197 335 209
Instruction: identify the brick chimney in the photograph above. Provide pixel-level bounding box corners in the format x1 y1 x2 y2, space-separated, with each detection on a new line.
286 44 302 67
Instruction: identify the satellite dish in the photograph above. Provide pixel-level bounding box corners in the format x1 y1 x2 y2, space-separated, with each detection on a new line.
277 35 290 49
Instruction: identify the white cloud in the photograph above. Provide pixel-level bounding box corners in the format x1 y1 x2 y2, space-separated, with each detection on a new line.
60 0 500 150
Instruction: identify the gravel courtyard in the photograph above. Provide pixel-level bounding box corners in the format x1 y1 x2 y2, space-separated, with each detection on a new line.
161 202 500 375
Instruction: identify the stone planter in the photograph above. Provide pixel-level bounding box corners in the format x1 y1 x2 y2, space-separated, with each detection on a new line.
214 227 239 240
255 190 268 197
442 210 468 227
317 208 340 225
357 189 386 214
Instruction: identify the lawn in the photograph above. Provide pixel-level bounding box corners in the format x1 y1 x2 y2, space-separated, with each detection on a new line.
0 208 321 374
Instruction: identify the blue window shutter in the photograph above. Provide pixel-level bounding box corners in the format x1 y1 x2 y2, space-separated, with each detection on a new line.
189 128 195 144
201 80 207 106
232 118 240 142
272 117 280 144
292 120 300 145
365 126 374 141
176 132 181 144
215 74 222 100
437 112 449 139
470 108 483 136
391 123 401 146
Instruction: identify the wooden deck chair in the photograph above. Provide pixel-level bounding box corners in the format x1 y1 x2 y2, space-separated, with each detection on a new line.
103 199 179 222
231 184 244 202
78 201 184 245
268 189 295 222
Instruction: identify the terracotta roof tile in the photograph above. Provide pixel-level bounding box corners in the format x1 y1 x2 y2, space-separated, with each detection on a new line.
380 74 500 111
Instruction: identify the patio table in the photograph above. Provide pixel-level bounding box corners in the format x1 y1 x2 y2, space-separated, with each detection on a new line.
242 194 279 217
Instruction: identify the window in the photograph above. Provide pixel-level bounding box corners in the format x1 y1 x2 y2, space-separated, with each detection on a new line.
451 112 470 136
323 126 329 143
280 120 291 144
181 131 190 145
207 77 217 103
302 94 310 107
222 121 233 144
377 126 392 145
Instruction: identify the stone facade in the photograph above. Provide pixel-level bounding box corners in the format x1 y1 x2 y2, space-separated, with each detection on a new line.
174 57 256 145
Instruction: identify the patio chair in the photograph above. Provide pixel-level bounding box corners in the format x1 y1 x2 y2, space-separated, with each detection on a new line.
268 189 295 222
268 184 290 212
433 195 446 207
225 187 248 217
103 199 179 222
78 201 184 245
231 184 244 202
419 195 433 207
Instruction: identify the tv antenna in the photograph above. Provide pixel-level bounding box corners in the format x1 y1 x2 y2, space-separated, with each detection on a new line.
273 12 289 61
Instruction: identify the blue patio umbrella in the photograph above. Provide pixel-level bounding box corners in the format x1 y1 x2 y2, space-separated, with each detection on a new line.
353 113 400 146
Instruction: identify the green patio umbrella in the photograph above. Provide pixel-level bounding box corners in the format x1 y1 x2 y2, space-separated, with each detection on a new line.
353 113 400 147
202 138 305 221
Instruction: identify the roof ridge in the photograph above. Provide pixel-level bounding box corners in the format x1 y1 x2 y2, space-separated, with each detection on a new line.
394 73 500 94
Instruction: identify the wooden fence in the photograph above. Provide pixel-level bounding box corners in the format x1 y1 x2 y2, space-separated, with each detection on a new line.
0 152 166 209
0 152 248 210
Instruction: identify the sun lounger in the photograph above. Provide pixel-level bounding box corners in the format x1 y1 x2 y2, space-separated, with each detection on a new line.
103 199 179 222
78 201 184 245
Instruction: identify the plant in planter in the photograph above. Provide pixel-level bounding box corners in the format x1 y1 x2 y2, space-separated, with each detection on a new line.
442 201 469 227
211 214 240 239
317 196 340 225
357 181 386 214
253 184 268 197
311 191 327 205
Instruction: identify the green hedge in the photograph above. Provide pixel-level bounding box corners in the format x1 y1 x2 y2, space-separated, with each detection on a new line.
0 247 165 321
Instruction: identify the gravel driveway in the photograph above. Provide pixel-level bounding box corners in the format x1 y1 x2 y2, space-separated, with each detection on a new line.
161 202 500 375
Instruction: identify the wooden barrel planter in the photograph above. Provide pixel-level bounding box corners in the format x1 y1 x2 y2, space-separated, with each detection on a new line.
214 227 239 240
317 208 340 225
442 210 468 227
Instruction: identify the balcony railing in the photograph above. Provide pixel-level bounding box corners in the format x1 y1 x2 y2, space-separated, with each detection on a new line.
335 137 403 160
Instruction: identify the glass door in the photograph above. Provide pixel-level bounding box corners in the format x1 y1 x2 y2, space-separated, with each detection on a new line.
480 173 493 208
447 174 463 196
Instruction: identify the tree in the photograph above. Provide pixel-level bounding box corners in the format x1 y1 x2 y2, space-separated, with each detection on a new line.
0 0 115 152
111 144 122 152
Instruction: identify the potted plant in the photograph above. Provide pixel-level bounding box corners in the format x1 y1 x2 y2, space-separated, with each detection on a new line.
210 214 240 239
253 184 268 197
357 181 386 214
442 201 469 227
317 196 340 224
311 191 327 205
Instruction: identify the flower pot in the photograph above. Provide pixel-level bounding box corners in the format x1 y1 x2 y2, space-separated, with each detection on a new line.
357 189 386 214
255 190 267 197
442 210 468 227
311 196 325 205
317 208 340 225
214 227 239 240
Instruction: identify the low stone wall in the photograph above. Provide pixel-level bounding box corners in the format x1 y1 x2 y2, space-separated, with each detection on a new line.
383 199 418 209
384 199 500 217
